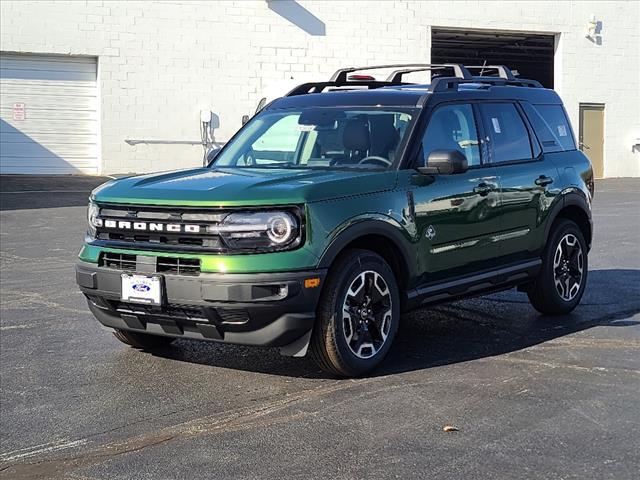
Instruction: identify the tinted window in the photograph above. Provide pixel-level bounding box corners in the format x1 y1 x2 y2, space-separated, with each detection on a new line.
250 114 301 164
479 103 532 163
213 108 416 169
534 104 576 151
521 102 564 153
421 104 481 166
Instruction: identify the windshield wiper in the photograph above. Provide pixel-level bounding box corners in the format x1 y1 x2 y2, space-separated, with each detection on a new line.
252 163 301 169
215 163 386 171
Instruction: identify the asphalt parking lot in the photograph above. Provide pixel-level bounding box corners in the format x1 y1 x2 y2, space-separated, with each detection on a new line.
1 175 639 480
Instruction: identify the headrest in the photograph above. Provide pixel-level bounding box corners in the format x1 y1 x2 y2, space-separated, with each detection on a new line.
369 115 400 156
343 119 370 152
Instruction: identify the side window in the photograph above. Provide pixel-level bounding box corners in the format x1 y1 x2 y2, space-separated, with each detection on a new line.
534 104 576 151
421 104 481 167
521 102 564 153
479 103 532 163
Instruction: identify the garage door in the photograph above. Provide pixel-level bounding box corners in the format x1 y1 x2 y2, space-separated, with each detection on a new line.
0 54 98 174
431 28 555 88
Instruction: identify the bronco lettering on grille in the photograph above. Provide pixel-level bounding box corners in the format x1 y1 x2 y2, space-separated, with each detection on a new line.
101 219 201 233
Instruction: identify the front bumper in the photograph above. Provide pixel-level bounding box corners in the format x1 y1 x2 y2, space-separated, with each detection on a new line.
76 260 326 356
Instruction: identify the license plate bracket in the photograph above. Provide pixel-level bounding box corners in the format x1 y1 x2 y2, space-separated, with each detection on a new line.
121 273 163 306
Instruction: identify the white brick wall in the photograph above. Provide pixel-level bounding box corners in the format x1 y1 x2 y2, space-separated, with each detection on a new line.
1 0 638 177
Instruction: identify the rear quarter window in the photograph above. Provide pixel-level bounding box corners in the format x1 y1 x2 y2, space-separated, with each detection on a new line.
533 104 576 151
520 102 564 153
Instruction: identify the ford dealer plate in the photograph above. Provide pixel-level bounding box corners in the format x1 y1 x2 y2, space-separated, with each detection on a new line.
121 274 162 305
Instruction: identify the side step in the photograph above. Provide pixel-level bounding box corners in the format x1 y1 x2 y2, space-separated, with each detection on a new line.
406 259 541 308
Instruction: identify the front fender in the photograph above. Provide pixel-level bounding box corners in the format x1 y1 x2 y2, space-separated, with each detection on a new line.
317 215 418 281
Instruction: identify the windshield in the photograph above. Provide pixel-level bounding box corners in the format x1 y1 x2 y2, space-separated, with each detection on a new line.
212 107 417 170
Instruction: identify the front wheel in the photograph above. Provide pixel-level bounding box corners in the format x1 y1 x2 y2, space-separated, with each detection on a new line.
528 219 588 315
113 330 174 350
309 249 400 377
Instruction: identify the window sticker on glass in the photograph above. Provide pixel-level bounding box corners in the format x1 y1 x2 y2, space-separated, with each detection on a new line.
491 117 502 134
297 124 316 132
557 124 568 137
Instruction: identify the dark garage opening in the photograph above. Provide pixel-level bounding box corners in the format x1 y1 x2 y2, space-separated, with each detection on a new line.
431 28 556 88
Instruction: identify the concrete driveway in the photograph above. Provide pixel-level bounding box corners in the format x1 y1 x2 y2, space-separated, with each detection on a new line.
1 175 639 480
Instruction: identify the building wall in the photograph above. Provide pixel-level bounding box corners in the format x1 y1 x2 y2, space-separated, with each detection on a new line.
1 0 638 177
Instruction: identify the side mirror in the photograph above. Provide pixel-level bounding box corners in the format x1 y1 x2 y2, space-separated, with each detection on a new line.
206 147 221 162
255 97 267 114
418 149 468 175
241 114 250 125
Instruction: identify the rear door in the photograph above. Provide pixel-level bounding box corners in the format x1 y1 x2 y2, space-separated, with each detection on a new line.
410 102 501 285
477 102 561 265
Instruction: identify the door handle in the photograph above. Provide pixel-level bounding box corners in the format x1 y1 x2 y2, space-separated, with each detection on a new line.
473 183 493 196
535 175 554 187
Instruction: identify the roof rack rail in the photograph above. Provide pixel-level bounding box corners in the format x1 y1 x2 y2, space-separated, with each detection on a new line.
330 63 472 83
466 65 516 80
284 63 541 98
428 76 543 94
285 63 473 97
285 80 398 97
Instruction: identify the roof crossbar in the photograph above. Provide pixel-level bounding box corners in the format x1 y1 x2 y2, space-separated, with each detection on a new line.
466 65 516 80
330 63 472 84
385 66 449 83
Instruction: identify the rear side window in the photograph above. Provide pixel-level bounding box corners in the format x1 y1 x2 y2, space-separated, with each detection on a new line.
520 102 564 153
534 104 576 151
479 103 532 163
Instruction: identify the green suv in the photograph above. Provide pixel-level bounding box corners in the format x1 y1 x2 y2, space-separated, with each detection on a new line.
76 64 593 376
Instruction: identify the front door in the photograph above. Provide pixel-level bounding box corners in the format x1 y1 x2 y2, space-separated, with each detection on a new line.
410 103 501 285
579 104 605 179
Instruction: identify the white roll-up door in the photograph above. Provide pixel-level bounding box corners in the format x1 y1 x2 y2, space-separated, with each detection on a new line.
0 54 98 174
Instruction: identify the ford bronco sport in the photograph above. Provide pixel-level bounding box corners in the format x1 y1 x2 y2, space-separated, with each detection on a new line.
76 64 594 377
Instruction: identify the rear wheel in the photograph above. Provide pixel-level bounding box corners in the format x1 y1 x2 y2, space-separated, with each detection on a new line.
113 330 174 350
528 219 588 315
310 249 400 377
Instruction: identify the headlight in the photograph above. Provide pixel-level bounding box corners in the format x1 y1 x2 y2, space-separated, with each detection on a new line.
208 211 300 251
87 201 101 238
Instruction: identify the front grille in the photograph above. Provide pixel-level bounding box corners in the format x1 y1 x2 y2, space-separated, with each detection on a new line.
157 257 201 276
110 301 248 325
112 301 208 321
94 204 229 252
100 252 136 270
99 252 201 276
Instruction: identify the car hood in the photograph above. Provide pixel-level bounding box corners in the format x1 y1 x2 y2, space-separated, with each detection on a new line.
91 167 398 206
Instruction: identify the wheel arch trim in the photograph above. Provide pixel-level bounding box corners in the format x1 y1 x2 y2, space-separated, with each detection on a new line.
317 218 418 281
544 189 593 249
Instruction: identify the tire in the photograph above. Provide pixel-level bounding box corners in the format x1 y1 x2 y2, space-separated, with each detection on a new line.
309 249 400 377
113 330 175 350
528 219 588 315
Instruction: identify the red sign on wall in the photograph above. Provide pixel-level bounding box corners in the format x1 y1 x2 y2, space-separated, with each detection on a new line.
12 103 26 121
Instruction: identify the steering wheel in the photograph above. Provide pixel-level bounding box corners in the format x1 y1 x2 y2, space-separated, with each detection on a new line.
242 149 256 166
357 156 392 167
